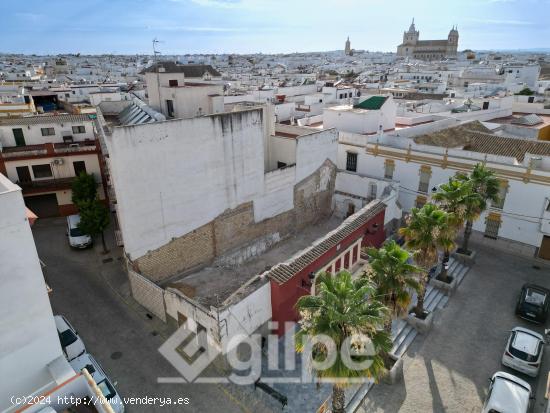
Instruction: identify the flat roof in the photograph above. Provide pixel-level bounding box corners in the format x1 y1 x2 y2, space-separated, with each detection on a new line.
0 113 94 126
165 217 343 308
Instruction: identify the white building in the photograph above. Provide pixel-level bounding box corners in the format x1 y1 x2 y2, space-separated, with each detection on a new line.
0 174 114 413
337 121 550 259
323 95 397 135
0 114 105 217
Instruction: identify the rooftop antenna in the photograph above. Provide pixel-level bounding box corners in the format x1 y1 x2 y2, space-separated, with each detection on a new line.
152 38 164 61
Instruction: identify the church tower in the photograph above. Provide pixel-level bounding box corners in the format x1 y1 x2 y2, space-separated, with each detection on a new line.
403 18 419 45
345 36 351 55
447 25 459 56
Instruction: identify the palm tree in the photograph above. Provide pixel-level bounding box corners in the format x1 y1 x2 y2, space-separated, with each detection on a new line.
366 241 421 363
431 178 476 281
295 271 392 413
457 163 500 254
399 204 450 318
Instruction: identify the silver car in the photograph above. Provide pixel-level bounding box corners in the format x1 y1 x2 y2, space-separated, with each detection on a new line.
501 326 544 377
55 315 86 361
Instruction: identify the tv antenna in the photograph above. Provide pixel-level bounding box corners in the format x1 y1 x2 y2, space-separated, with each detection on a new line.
152 38 164 60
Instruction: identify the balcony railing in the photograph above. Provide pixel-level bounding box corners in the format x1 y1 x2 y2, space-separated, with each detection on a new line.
1 140 98 159
2 144 48 158
17 177 76 192
54 140 97 154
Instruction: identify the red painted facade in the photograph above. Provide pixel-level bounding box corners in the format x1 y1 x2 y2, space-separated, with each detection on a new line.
270 208 386 335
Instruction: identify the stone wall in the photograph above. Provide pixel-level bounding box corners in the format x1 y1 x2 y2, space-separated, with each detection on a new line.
134 160 337 283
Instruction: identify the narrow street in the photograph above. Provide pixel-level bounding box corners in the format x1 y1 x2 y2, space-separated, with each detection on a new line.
33 217 251 413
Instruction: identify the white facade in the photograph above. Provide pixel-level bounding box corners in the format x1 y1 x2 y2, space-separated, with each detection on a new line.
336 132 550 257
0 117 95 148
323 96 397 135
0 175 73 411
145 71 224 119
107 107 339 262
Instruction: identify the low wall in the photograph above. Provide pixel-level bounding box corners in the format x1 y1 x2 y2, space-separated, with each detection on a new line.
127 266 167 321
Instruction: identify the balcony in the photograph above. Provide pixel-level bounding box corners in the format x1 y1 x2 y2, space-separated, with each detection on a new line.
54 140 97 154
1 140 98 159
18 177 76 193
1 144 48 158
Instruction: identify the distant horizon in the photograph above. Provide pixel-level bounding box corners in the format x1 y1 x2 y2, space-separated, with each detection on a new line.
1 0 549 55
1 47 550 58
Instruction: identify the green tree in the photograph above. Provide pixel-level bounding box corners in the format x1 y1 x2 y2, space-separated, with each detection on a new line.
78 200 110 254
71 173 97 207
399 204 451 317
431 178 477 281
366 241 421 364
295 271 392 413
457 163 500 254
515 87 534 96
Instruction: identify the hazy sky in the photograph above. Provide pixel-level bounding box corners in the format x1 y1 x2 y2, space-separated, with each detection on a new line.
1 0 548 55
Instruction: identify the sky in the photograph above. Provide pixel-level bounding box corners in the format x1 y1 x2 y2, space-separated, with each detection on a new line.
0 0 548 55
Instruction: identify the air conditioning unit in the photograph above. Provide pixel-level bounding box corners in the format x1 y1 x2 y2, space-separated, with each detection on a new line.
53 158 64 165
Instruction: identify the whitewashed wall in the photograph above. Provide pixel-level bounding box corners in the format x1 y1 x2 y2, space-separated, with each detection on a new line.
0 120 95 147
107 109 266 260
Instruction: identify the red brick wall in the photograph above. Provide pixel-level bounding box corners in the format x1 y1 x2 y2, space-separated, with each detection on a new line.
270 209 386 335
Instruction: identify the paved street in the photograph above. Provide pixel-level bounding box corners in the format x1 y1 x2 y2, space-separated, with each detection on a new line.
359 246 550 413
32 217 259 413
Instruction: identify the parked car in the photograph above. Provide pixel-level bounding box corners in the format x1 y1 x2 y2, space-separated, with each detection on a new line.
482 371 532 413
515 283 550 323
70 353 124 413
66 214 92 249
502 327 544 377
54 315 86 361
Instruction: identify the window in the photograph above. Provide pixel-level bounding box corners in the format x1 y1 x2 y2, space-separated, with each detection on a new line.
32 164 53 179
484 213 501 239
41 127 55 136
12 128 26 146
72 125 86 134
418 166 431 193
492 180 508 210
415 195 427 209
346 203 356 218
166 99 175 118
73 161 86 176
384 159 395 179
367 183 377 202
346 152 358 172
169 79 179 87
16 166 31 182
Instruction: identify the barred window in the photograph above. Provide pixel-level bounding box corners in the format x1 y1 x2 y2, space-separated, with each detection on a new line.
484 215 501 239
384 160 395 179
367 183 377 202
41 127 55 136
492 181 508 210
346 152 358 172
418 166 431 193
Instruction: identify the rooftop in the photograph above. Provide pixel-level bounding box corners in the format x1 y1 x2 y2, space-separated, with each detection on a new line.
353 96 388 110
0 113 94 126
414 121 550 162
165 217 343 308
140 61 222 77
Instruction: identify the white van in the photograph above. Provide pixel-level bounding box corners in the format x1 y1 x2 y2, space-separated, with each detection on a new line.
66 214 92 248
70 353 124 413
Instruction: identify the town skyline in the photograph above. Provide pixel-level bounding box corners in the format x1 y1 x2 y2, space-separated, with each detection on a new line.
1 0 548 55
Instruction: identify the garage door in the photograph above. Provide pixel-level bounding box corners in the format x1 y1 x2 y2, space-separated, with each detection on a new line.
24 194 59 218
539 236 550 260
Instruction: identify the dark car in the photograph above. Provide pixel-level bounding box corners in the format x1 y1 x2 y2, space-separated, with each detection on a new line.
515 283 550 323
